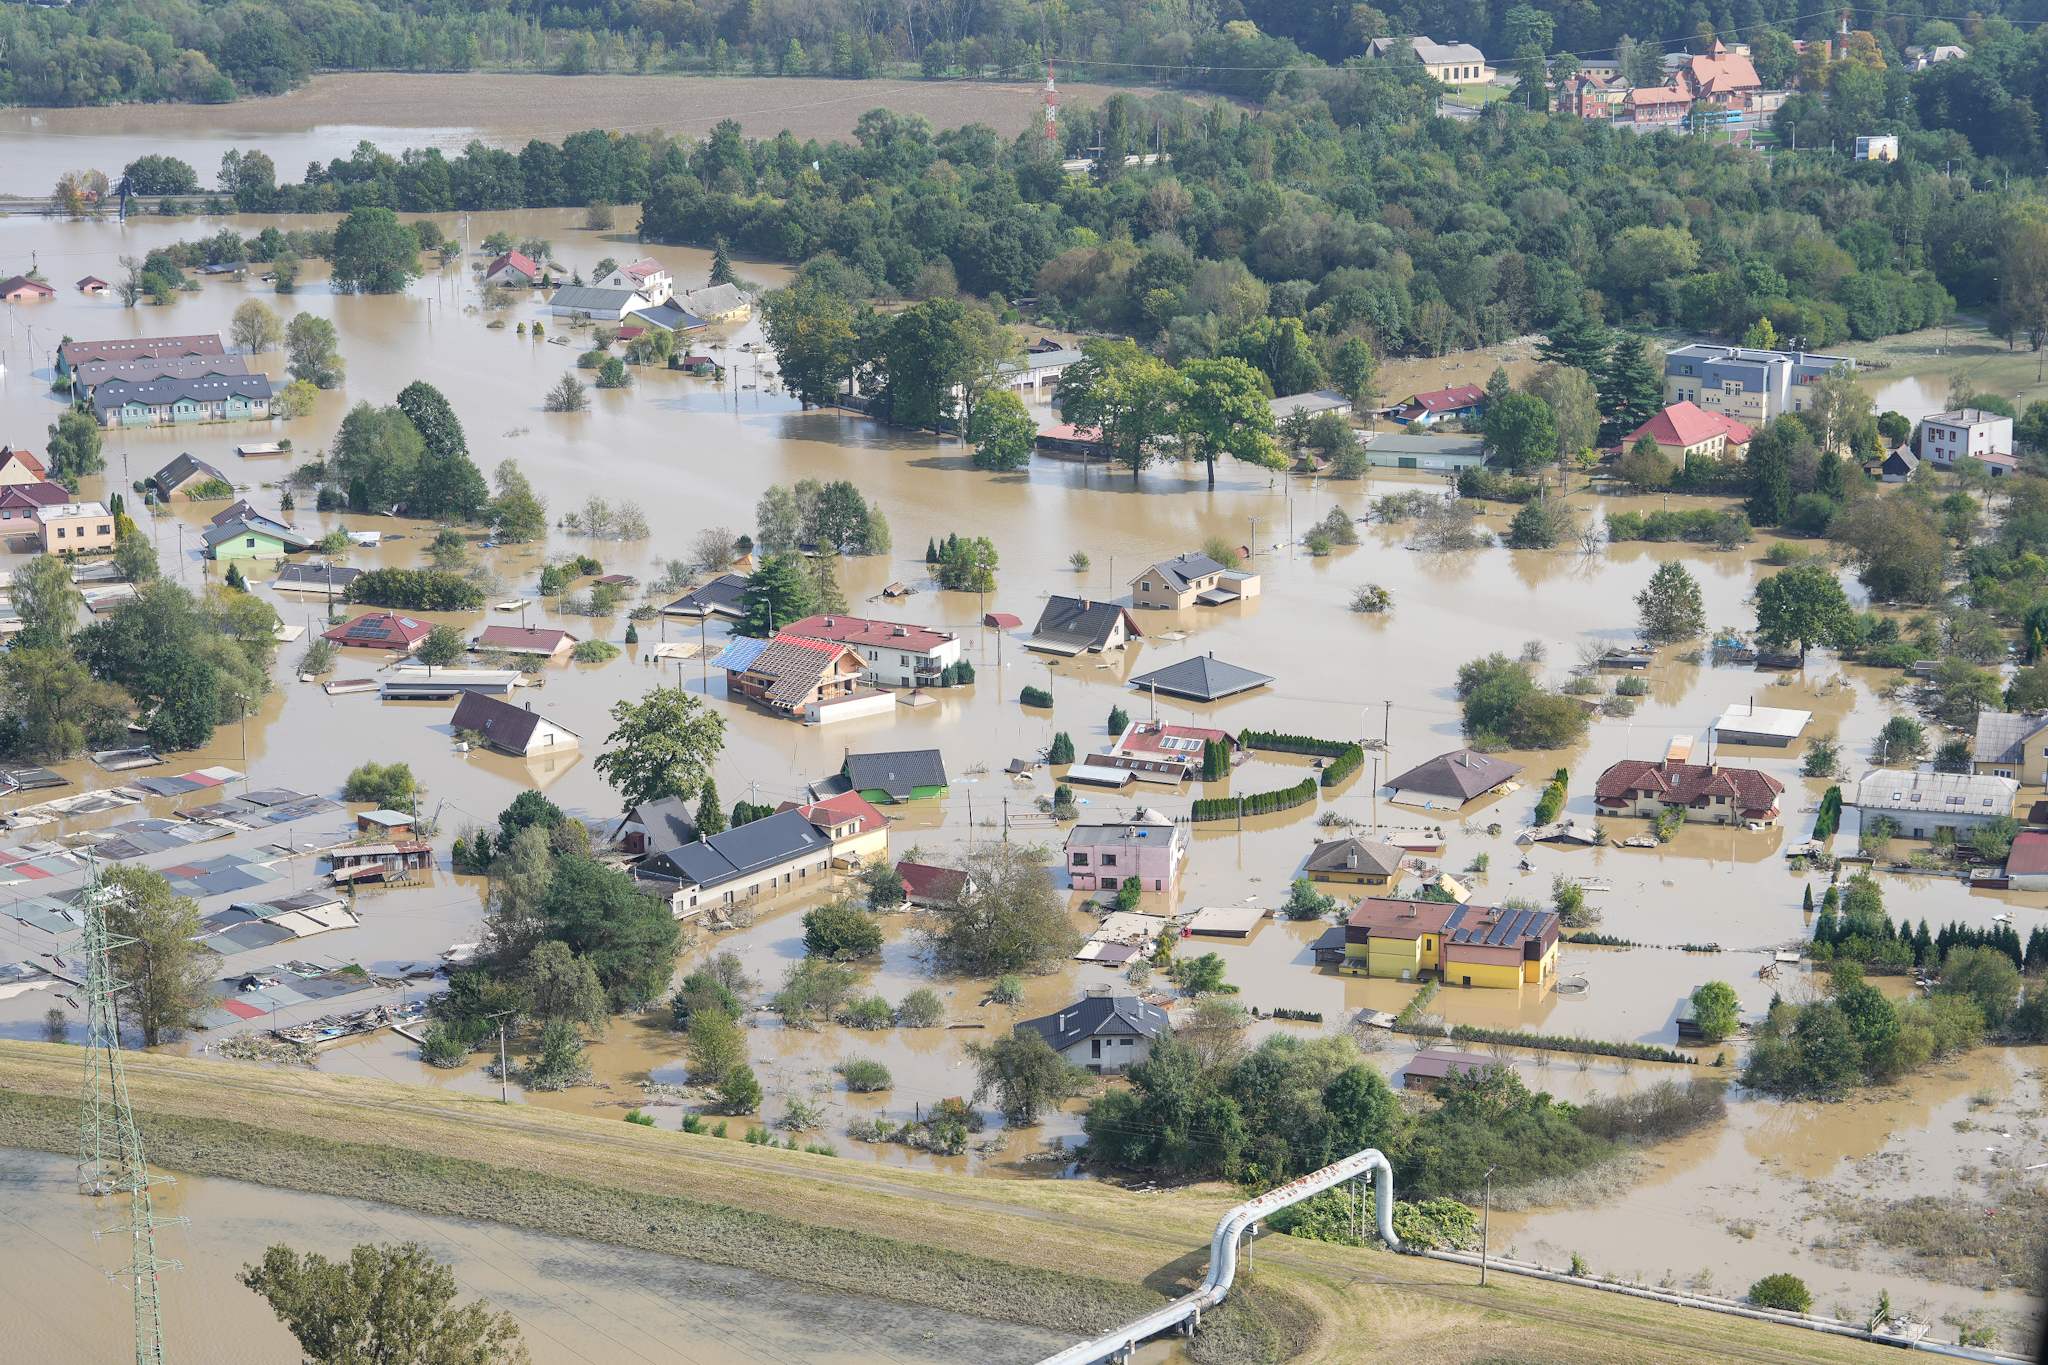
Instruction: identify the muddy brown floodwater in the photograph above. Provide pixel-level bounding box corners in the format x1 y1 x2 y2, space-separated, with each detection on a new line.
0 186 2044 1349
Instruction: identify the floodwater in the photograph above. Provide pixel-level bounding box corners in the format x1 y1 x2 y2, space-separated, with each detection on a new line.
1865 372 1954 427
0 176 2045 1332
0 1146 1104 1364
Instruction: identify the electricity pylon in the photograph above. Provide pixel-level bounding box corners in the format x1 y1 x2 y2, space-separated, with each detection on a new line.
75 862 185 1365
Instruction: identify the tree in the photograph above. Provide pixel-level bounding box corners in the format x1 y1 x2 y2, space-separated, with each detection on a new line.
1754 560 1854 661
921 841 1082 974
1748 1274 1812 1313
1179 357 1283 487
967 1031 1083 1124
1049 731 1077 764
1744 419 1797 525
1330 336 1376 407
695 776 726 837
1053 340 1186 482
761 276 858 409
414 623 466 672
1481 391 1556 473
1597 335 1664 445
717 1063 763 1113
804 902 883 959
1617 435 1672 491
1537 310 1609 373
1941 945 2020 1026
231 298 284 354
10 554 79 652
1828 495 1946 602
538 854 679 1007
45 410 105 485
343 760 417 808
1531 365 1599 460
1636 561 1706 644
591 686 726 813
709 236 737 286
687 1005 746 1083
961 388 1032 471
544 373 589 412
489 461 549 541
3 646 130 758
1506 494 1575 548
1508 693 1589 748
331 205 423 293
520 940 609 1033
396 381 489 520
100 863 212 1047
286 313 346 388
1283 876 1337 920
1689 981 1740 1042
240 1242 527 1365
935 536 998 593
737 552 815 636
862 860 906 908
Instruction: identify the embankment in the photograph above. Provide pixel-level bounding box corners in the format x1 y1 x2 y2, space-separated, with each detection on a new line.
0 1042 1909 1365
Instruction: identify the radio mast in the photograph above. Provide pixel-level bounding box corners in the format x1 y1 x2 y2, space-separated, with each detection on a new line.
1045 59 1059 158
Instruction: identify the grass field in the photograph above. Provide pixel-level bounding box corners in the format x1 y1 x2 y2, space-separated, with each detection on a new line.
0 1041 1916 1365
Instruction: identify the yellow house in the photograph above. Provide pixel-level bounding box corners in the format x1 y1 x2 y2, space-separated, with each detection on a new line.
1303 837 1403 888
779 793 889 868
1973 710 2048 787
1340 898 1559 989
1129 551 1261 610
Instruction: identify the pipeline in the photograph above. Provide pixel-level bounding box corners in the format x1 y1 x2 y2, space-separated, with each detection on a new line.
1030 1148 1401 1365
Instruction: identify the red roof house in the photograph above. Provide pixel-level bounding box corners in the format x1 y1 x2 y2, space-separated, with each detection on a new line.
76 276 110 294
775 790 889 847
323 612 435 651
0 276 56 301
896 860 970 907
0 446 47 485
1622 401 1754 462
1678 49 1763 107
483 251 541 286
1625 86 1692 122
475 624 579 659
1391 384 1486 426
1594 758 1785 826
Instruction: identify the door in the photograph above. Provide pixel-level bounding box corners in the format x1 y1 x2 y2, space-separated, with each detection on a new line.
1091 1039 1101 1059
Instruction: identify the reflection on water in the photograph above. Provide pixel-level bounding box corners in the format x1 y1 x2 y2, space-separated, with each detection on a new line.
1863 372 1953 426
0 1146 1100 1364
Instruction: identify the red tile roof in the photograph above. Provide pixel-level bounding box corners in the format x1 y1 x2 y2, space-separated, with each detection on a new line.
0 447 46 477
783 614 957 654
476 624 577 654
896 861 969 903
2009 831 2048 877
1345 898 1462 938
1400 384 1485 414
323 612 434 649
1117 720 1234 755
1627 86 1692 106
777 790 888 838
1685 52 1762 95
1627 401 1753 450
1594 759 1785 818
486 251 540 279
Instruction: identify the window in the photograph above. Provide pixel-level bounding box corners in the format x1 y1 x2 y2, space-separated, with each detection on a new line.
1071 853 1089 865
1102 854 1117 866
54 528 63 539
245 538 256 548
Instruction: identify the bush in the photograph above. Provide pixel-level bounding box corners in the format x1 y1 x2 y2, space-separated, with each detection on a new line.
1239 729 1363 786
839 1056 893 1091
990 975 1025 1004
802 902 883 959
572 639 621 663
343 566 485 611
1049 731 1076 763
342 760 416 808
418 1022 469 1068
897 987 945 1027
837 995 894 1029
1191 777 1317 822
717 1063 763 1113
1572 1080 1726 1143
1748 1274 1812 1313
1020 686 1052 708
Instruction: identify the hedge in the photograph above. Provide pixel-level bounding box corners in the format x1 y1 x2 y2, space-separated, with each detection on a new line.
1533 766 1567 824
1408 1022 1694 1064
1020 686 1052 708
1191 777 1317 822
1239 729 1365 787
1813 785 1843 840
343 567 485 611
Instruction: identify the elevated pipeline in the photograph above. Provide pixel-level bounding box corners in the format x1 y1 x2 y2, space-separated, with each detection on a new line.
1030 1147 1400 1365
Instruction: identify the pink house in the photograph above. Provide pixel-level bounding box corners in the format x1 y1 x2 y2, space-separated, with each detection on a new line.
1065 807 1187 895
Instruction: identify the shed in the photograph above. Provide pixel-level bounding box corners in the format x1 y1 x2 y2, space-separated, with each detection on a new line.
2008 831 2048 891
897 861 969 907
1186 904 1267 938
1404 1049 1500 1090
356 810 415 835
1713 699 1812 747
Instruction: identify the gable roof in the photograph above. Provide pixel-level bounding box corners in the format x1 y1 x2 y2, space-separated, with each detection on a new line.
1029 596 1143 653
60 334 226 369
476 624 578 654
0 447 45 478
0 482 76 509
1016 994 1170 1051
1387 749 1524 800
651 808 831 889
1685 51 1761 92
731 634 858 705
845 749 947 799
629 300 709 332
664 572 749 618
1127 654 1273 702
1627 85 1692 105
275 563 363 590
782 614 957 654
1270 390 1350 420
1974 710 2048 767
151 453 229 491
210 498 268 526
679 283 749 316
896 861 969 903
1628 400 1753 449
548 284 647 312
1398 383 1487 413
623 794 696 853
1137 552 1233 593
0 275 56 296
450 691 575 751
201 516 315 551
2009 831 2048 876
775 790 888 838
1304 838 1405 877
74 353 250 392
620 256 668 281
1595 758 1786 817
1850 768 2018 815
486 250 540 279
322 612 434 649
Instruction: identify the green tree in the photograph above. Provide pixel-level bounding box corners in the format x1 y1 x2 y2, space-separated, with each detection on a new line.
935 535 998 592
1617 434 1673 490
1636 561 1706 644
520 940 610 1033
737 552 816 636
1688 981 1740 1042
1481 391 1557 473
967 1030 1084 1124
10 554 80 651
286 313 346 388
489 460 549 541
45 410 105 485
862 859 906 908
1053 339 1187 483
1537 310 1610 373
1745 418 1798 525
803 901 884 959
1180 356 1283 488
591 686 727 814
230 298 284 354
1748 1274 1812 1313
2 646 130 758
923 841 1082 974
239 1242 527 1365
537 854 680 1007
761 275 859 408
718 1062 763 1113
1597 335 1665 445
687 1005 747 1083
968 388 1037 471
1941 945 2020 1026
1049 731 1076 764
695 775 726 836
396 380 489 520
1509 693 1590 748
414 623 466 672
1330 336 1376 407
1754 560 1854 662
331 205 423 293
100 863 213 1047
710 236 737 286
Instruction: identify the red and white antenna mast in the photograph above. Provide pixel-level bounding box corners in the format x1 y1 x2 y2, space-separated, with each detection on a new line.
1045 59 1059 157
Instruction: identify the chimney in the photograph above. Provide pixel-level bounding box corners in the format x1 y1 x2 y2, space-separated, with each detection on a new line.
822 616 834 626
1347 851 1358 869
525 701 532 711
1081 599 1090 610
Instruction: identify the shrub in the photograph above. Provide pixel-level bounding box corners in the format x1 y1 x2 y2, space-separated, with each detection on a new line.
1020 686 1053 708
572 639 621 663
1614 675 1649 696
1748 1274 1812 1313
343 567 485 611
342 760 415 808
1190 777 1317 821
802 902 883 960
1533 769 1567 824
990 975 1025 1004
418 1022 469 1068
837 995 893 1029
839 1056 893 1091
897 987 945 1027
1049 731 1076 763
1573 1080 1726 1143
1283 876 1337 921
624 1109 656 1126
717 1063 763 1113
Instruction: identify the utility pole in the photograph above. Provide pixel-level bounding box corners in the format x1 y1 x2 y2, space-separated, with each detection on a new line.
1371 754 1379 832
1383 699 1391 749
77 859 186 1365
1480 1165 1498 1286
487 1009 517 1102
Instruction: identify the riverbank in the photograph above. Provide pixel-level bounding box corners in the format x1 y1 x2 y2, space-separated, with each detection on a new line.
0 1041 1908 1365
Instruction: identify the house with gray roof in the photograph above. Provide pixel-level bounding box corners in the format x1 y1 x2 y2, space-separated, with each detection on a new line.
1128 653 1272 702
628 300 708 333
1386 748 1524 807
97 374 274 427
642 805 869 911
677 283 752 322
274 563 363 595
72 352 250 401
1270 390 1352 422
616 794 696 858
662 573 749 620
1364 432 1486 469
1130 552 1260 610
1973 710 2048 786
1849 768 2020 842
549 284 652 320
1368 34 1495 82
149 452 232 495
450 691 579 758
1015 989 1170 1073
1664 343 1854 426
1028 596 1143 655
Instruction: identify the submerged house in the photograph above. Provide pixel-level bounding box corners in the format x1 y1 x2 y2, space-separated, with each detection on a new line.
1127 654 1273 703
1015 989 1170 1074
1340 897 1560 989
1027 597 1142 655
780 614 964 690
1385 749 1526 809
640 806 857 911
1848 769 2020 842
1302 837 1404 888
1065 808 1187 895
1594 757 1786 826
322 612 434 652
711 634 865 716
450 692 579 758
662 573 750 621
811 749 950 803
1129 553 1261 610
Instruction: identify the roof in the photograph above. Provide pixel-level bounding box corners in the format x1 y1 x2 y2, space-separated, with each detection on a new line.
1364 432 1485 457
1398 384 1486 413
1849 768 2018 816
1685 51 1761 92
38 501 110 519
150 453 231 491
897 861 968 903
76 276 108 288
549 285 648 313
629 300 708 331
322 612 434 649
74 354 250 390
654 808 832 889
775 790 888 839
1407 1049 1502 1082
1712 702 1812 741
1067 807 1182 844
274 563 363 590
1116 720 1233 758
0 483 77 509
0 447 45 476
733 634 857 705
2010 832 2048 876
1304 838 1404 877
1135 552 1236 593
476 624 578 654
1628 401 1754 449
450 691 575 750
1269 390 1351 419
1594 759 1787 815
486 250 540 278
679 283 750 316
1627 85 1693 105
93 373 274 414
664 573 749 617
1974 710 2048 767
1127 654 1273 702
201 517 314 551
209 498 269 527
358 809 415 825
60 334 226 368
619 256 668 281
1030 596 1143 654
1928 408 2013 427
996 348 1084 375
1345 897 1461 937
1016 994 1170 1051
624 795 696 853
0 275 55 296
1386 748 1523 801
845 749 947 798
782 613 958 653
1883 449 1920 473
1376 35 1490 65
983 612 1021 628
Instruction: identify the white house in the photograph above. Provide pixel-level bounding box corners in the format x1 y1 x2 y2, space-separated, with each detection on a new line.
1919 408 2014 469
1368 35 1495 83
595 256 674 304
449 691 579 757
1014 988 1169 1074
778 614 964 690
483 251 541 287
1849 769 2019 842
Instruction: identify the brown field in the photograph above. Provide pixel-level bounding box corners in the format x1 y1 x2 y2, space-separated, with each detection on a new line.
0 1041 1910 1365
16 71 1158 144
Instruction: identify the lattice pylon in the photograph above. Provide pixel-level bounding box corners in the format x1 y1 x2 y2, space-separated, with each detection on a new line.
74 861 186 1365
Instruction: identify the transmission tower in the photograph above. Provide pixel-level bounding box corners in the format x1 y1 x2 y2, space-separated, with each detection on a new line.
76 862 185 1365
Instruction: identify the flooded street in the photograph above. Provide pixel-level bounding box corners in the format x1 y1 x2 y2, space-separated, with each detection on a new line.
0 160 2044 1349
